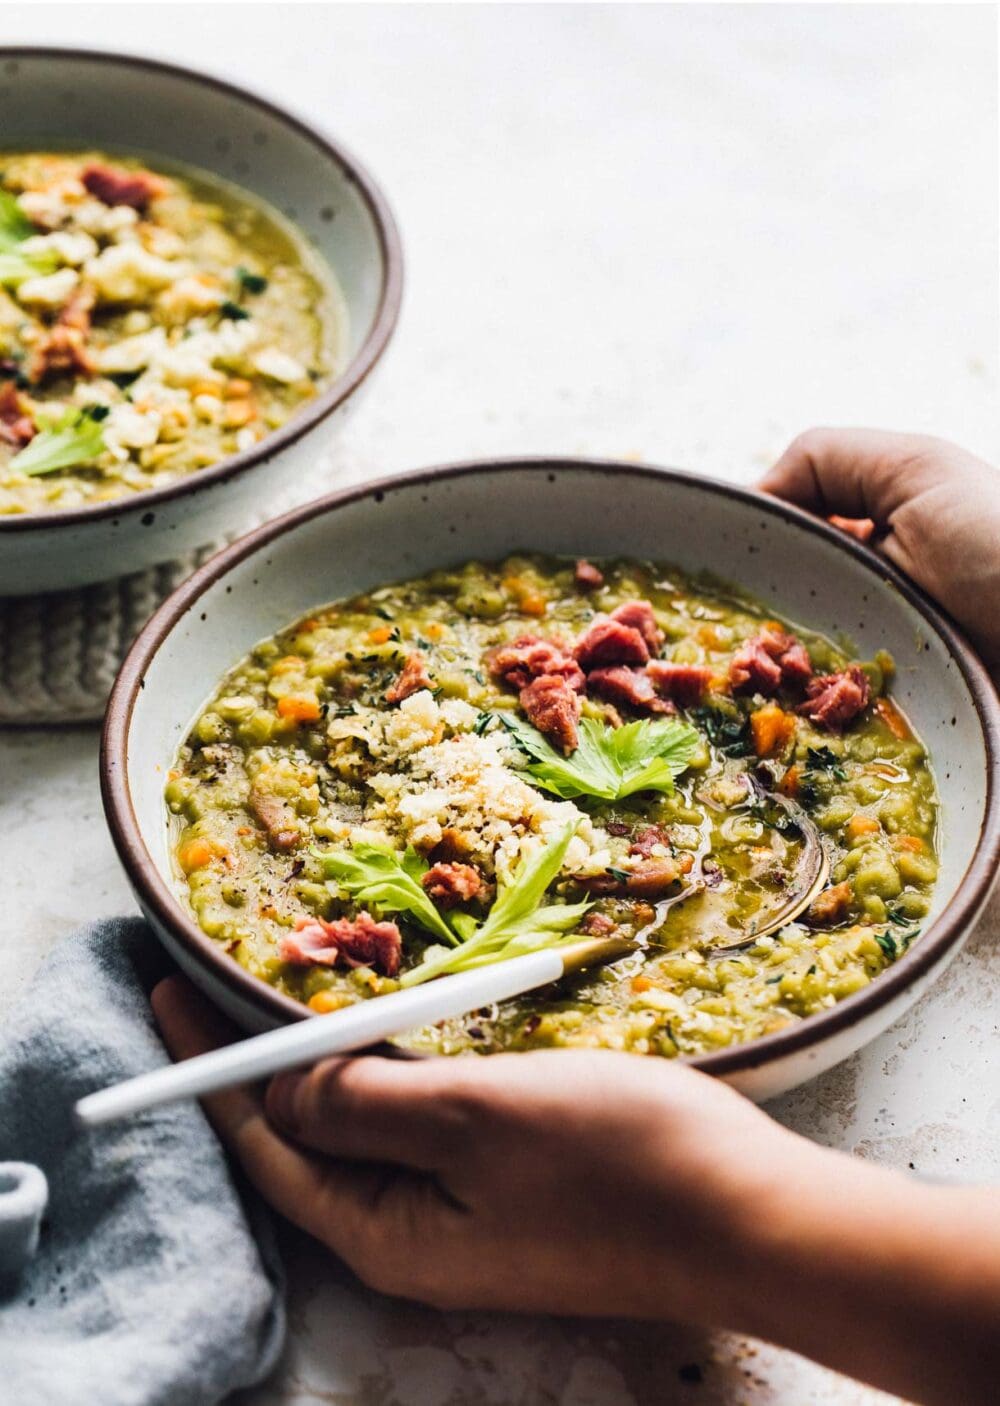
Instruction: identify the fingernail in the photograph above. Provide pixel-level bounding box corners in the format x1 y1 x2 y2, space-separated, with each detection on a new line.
267 1071 305 1132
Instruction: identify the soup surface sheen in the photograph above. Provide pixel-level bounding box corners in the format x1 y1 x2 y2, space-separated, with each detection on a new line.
0 150 339 514
168 555 938 1058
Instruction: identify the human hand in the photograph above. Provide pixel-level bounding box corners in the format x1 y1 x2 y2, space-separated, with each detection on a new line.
150 974 810 1323
152 974 1000 1404
760 428 1000 670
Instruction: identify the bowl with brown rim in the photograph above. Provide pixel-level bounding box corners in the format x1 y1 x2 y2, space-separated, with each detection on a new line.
0 47 402 595
101 458 1000 1099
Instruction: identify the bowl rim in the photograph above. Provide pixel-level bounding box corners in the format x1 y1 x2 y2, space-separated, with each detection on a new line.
0 44 404 533
101 456 1000 1075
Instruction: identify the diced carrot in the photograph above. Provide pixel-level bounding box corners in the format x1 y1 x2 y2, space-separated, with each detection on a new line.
297 619 319 633
631 975 653 993
225 399 256 429
236 826 253 836
696 623 725 649
807 881 853 927
846 814 881 840
272 655 305 674
893 834 925 853
277 695 321 724
763 619 786 634
779 764 801 798
828 514 876 543
190 380 222 399
751 703 796 757
503 576 547 617
260 905 280 921
224 378 253 400
308 990 352 1014
425 622 445 640
678 852 695 874
521 592 547 617
875 697 911 740
178 838 225 873
367 625 393 644
167 768 180 780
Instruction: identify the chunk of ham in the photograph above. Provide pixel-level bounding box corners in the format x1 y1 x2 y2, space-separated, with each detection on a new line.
281 912 402 977
30 326 95 383
82 163 166 211
586 666 675 715
609 600 664 652
578 911 616 936
646 660 713 707
577 854 692 898
248 788 300 852
573 618 650 669
421 861 484 908
519 673 581 753
385 652 432 704
575 559 604 589
729 627 813 695
26 285 97 384
628 824 673 858
488 635 584 693
0 382 35 446
798 666 871 731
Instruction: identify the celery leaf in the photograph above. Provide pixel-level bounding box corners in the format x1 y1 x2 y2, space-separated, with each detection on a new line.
9 405 109 477
499 713 700 801
316 842 458 946
399 822 591 987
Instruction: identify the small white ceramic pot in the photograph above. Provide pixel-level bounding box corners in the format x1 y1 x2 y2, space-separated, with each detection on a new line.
101 459 1000 1100
0 47 402 595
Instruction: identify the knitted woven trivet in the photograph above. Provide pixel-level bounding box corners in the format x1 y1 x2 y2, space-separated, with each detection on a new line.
0 546 219 724
0 439 372 724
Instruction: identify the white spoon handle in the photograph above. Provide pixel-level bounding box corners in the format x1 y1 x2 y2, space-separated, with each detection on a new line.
74 948 566 1130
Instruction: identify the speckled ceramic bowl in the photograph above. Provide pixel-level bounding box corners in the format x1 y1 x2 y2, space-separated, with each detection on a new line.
0 47 402 595
102 459 1000 1100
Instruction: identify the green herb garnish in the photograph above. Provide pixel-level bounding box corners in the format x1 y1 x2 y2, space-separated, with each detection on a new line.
399 822 591 987
875 930 897 960
316 842 458 946
690 705 753 757
0 190 57 286
9 404 109 477
235 265 268 295
500 713 700 802
219 299 251 321
806 746 848 781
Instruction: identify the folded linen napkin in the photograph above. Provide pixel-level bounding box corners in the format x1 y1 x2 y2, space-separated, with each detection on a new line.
0 918 285 1406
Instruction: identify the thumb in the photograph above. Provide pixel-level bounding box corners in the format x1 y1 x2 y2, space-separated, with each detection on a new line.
759 427 951 523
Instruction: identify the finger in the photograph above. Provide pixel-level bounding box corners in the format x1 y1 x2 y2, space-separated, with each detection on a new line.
151 974 260 1149
758 427 937 522
151 977 403 1253
266 1054 470 1171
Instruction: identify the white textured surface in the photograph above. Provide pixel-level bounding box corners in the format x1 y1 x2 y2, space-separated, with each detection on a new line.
1 5 997 1404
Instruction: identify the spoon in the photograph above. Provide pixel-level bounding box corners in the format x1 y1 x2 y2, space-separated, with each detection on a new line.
73 934 634 1130
705 788 829 951
75 800 829 1128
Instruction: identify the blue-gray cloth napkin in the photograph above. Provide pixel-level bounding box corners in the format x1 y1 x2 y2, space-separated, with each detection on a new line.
0 917 285 1406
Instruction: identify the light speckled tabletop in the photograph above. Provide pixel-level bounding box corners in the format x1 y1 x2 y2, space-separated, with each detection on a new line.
2 6 997 1404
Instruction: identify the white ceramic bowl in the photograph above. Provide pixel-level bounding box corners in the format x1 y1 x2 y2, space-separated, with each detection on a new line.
0 47 402 595
102 459 1000 1100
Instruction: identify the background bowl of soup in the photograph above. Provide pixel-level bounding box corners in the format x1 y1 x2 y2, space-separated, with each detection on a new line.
101 458 1000 1101
0 48 402 594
